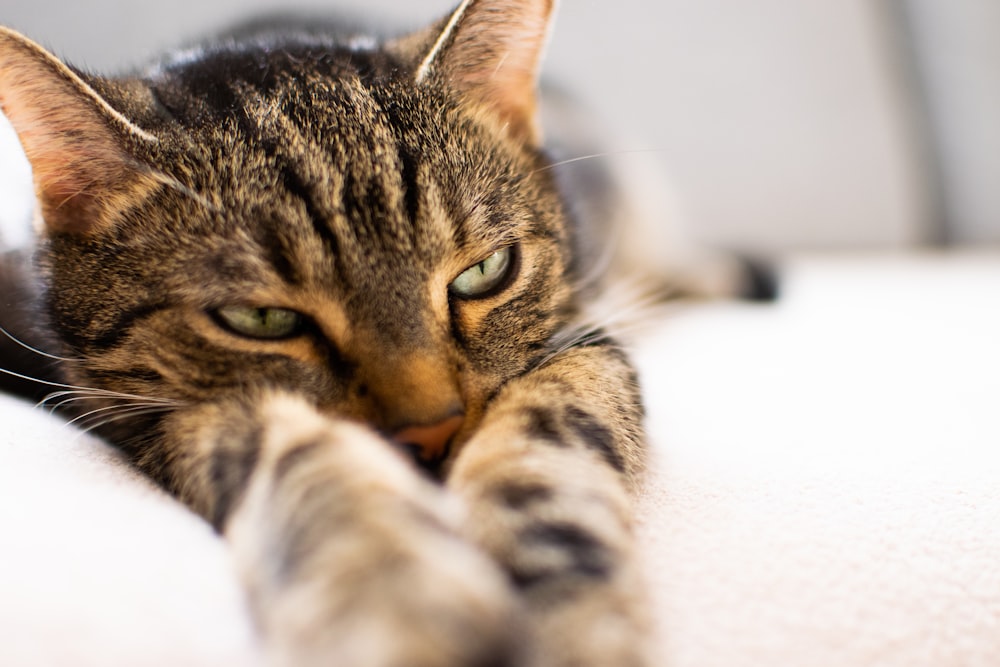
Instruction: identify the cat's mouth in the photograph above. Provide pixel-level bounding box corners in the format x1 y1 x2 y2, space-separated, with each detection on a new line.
392 414 464 477
395 441 452 478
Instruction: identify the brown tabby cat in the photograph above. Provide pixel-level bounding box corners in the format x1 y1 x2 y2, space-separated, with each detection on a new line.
0 1 679 665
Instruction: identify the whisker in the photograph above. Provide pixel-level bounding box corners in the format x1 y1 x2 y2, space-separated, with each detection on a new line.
42 393 152 414
35 389 98 410
0 324 76 362
65 401 174 431
531 149 665 176
41 394 97 413
150 170 221 213
73 404 175 437
37 390 109 411
569 217 626 296
538 278 672 368
37 387 176 411
0 366 120 394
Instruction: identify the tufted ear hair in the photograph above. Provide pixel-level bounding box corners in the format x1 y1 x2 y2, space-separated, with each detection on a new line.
0 26 160 236
409 0 556 145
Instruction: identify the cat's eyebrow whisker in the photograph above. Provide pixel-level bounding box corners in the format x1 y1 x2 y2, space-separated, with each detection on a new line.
0 324 77 362
150 170 221 213
530 148 664 176
570 231 625 296
572 284 667 335
538 281 669 368
537 318 655 370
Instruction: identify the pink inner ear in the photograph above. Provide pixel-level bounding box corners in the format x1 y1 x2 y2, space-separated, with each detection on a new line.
422 0 554 143
0 28 143 233
5 91 133 233
20 120 124 203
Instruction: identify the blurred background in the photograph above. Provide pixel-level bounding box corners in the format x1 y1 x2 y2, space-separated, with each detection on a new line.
1 0 998 253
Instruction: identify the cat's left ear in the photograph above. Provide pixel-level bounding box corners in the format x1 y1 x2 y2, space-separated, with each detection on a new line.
406 0 556 145
0 26 160 236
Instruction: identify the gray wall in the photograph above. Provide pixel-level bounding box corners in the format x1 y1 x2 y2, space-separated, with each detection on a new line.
901 0 1000 245
1 1 996 251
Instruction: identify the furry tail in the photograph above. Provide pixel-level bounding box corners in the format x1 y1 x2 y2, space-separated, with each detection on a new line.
737 255 780 302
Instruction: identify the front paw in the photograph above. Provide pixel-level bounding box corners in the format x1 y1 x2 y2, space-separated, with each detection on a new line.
266 527 526 667
525 582 653 667
224 396 526 667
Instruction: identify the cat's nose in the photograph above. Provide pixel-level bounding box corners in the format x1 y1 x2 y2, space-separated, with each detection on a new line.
393 413 464 463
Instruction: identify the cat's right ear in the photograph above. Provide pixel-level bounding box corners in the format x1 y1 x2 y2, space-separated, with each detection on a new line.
0 27 160 236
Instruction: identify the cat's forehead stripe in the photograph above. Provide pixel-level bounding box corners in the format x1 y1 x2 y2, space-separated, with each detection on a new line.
239 82 433 291
147 38 545 301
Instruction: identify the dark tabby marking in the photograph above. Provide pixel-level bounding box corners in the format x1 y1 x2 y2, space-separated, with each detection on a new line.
525 406 566 444
272 439 326 483
564 405 626 473
496 481 554 510
209 430 262 530
515 521 616 592
0 1 662 665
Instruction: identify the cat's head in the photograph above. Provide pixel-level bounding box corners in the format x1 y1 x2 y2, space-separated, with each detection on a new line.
0 0 572 466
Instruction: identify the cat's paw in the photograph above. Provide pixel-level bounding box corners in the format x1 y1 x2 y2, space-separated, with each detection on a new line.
525 583 654 667
264 545 526 667
268 536 526 667
225 394 527 667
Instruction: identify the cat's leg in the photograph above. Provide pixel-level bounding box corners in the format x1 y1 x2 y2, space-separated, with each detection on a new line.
447 344 653 667
160 391 523 667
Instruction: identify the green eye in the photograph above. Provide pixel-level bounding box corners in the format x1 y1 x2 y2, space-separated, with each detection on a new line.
450 247 515 298
214 306 303 340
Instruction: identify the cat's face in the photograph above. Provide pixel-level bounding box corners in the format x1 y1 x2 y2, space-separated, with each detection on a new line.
49 52 571 454
0 0 568 463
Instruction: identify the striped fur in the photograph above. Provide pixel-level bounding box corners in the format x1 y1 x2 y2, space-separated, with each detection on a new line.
0 1 654 665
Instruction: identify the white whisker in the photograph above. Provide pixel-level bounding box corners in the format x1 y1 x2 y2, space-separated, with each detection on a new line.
73 405 175 437
43 393 127 414
65 401 174 431
538 278 671 368
150 170 221 213
0 324 76 362
530 149 664 176
0 366 122 395
36 387 176 411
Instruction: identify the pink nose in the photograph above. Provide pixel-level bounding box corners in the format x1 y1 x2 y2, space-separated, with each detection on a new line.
393 415 464 463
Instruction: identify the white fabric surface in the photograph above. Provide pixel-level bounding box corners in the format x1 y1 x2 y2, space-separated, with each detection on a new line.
2 252 999 665
0 396 260 667
634 253 1000 666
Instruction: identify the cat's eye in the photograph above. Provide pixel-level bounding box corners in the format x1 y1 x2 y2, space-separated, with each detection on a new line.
450 247 515 299
213 306 304 340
